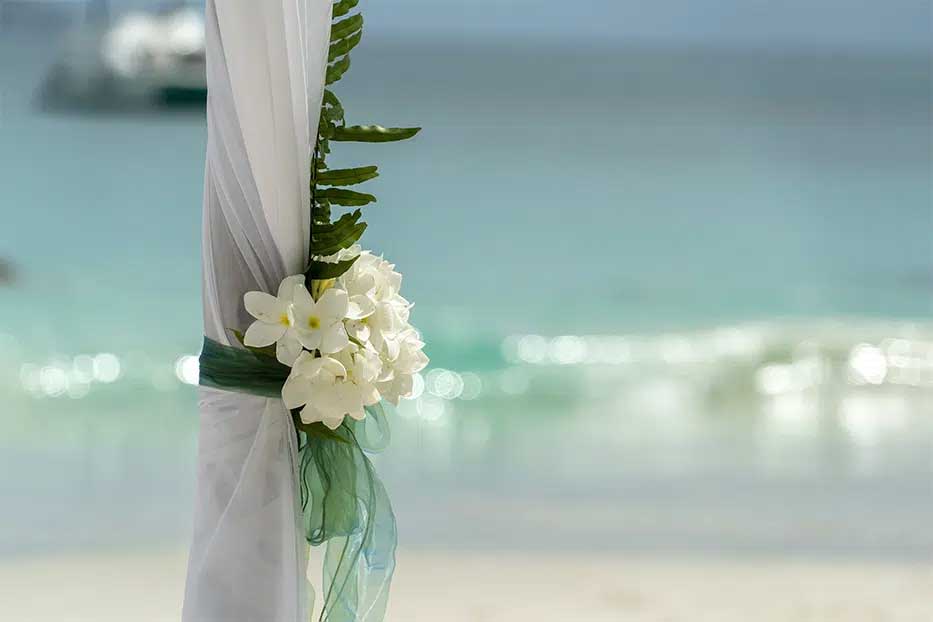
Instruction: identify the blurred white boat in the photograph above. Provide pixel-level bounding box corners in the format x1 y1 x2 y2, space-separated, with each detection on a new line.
40 3 206 107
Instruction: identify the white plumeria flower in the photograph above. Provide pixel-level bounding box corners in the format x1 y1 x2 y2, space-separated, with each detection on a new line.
351 252 402 301
339 251 412 345
242 274 305 366
291 284 350 354
377 373 414 406
332 344 382 414
282 352 351 430
281 348 380 430
344 294 411 350
377 329 429 405
343 270 376 321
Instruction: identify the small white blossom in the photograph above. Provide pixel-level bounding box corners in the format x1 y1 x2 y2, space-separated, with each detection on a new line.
332 344 382 416
344 252 402 302
242 274 305 366
282 352 349 429
343 270 377 322
377 329 429 405
291 284 350 354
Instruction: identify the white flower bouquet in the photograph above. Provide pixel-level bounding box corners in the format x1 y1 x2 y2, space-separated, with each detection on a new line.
242 247 428 430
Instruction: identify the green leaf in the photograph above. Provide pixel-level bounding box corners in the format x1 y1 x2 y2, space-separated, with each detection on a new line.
318 114 335 138
229 329 277 360
317 166 378 186
317 187 376 206
331 125 421 143
311 210 367 255
311 203 331 225
332 0 359 18
323 103 344 124
311 224 366 255
305 255 359 280
329 30 362 62
313 209 362 236
331 13 362 41
322 89 342 109
326 55 351 85
321 90 343 123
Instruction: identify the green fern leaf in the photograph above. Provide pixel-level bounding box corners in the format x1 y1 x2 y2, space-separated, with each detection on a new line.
317 188 376 206
313 209 362 235
311 223 367 255
311 210 367 253
332 0 359 18
317 166 378 186
326 55 351 85
305 255 359 280
331 125 421 143
331 14 363 41
329 30 362 62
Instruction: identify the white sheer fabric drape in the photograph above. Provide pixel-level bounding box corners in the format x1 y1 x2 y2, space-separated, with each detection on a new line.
183 0 331 620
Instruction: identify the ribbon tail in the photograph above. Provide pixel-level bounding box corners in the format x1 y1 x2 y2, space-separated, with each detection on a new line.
299 405 397 622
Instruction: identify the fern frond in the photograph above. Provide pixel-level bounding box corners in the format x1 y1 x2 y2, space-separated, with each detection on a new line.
332 125 421 143
329 30 362 62
331 14 362 41
326 55 351 85
317 188 376 206
332 0 359 19
317 166 378 186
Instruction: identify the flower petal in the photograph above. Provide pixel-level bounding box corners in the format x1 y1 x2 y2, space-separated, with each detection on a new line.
276 333 303 367
317 287 349 321
395 374 414 399
360 383 381 406
322 413 345 430
400 349 430 375
319 322 349 354
346 320 371 344
296 327 323 351
299 404 325 425
277 274 306 301
348 273 376 298
243 320 287 347
292 354 327 381
291 283 315 313
346 294 376 320
382 335 401 361
311 385 349 427
282 375 313 409
244 291 288 323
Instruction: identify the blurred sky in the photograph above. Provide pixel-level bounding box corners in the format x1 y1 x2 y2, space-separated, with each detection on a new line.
90 0 933 52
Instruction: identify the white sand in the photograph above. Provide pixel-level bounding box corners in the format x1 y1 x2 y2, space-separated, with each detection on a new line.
1 549 931 621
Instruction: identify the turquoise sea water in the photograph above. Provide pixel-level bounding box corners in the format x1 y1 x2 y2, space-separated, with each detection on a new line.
1 27 931 558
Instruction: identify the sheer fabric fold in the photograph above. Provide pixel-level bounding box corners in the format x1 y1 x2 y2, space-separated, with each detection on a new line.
183 0 332 620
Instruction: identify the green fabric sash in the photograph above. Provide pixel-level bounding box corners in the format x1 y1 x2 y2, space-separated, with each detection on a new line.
199 337 397 621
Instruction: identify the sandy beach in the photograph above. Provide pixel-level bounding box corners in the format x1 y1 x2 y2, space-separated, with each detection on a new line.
2 549 931 621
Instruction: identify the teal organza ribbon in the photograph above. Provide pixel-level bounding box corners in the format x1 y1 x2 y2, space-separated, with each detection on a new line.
200 337 397 621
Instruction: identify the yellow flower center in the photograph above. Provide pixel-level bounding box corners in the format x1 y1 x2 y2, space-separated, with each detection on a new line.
279 313 290 326
307 315 321 330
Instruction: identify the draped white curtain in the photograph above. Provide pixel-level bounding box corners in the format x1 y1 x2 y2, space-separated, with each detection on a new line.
183 0 332 619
